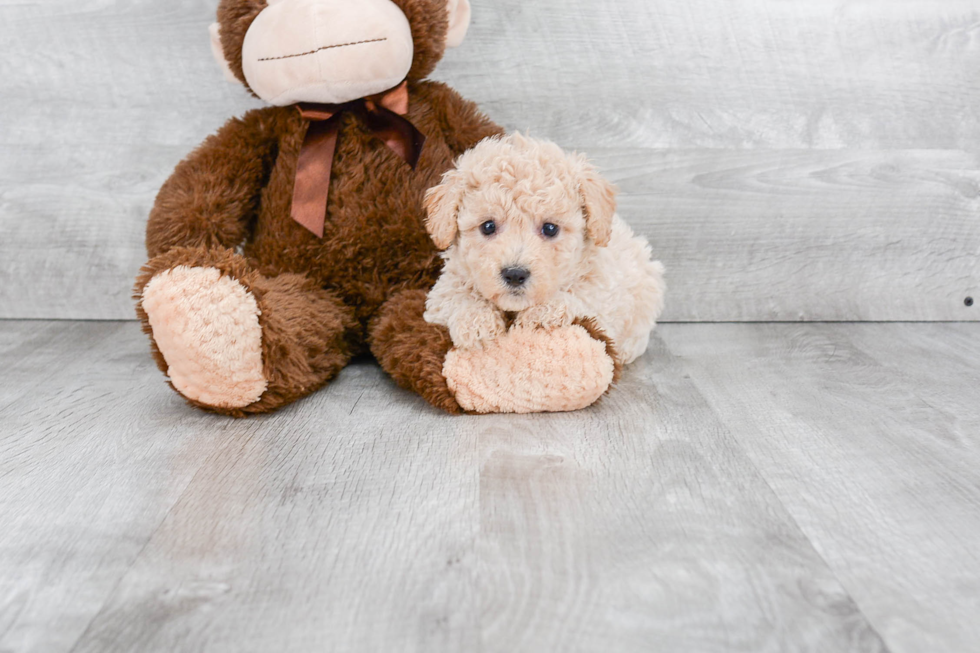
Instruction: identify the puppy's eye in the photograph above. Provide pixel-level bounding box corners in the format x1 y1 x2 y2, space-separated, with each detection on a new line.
542 223 560 239
480 220 497 236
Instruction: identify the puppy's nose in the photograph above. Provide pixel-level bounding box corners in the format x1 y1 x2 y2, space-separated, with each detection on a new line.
501 267 531 288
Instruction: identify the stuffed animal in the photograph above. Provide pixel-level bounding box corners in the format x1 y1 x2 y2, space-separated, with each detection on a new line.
424 133 666 366
135 0 620 416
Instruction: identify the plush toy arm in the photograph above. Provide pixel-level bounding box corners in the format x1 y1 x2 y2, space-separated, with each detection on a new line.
417 81 504 156
146 108 281 258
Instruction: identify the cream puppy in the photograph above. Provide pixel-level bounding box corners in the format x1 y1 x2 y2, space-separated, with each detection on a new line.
423 134 665 366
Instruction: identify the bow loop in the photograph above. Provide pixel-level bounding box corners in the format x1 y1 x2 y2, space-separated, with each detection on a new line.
290 81 426 238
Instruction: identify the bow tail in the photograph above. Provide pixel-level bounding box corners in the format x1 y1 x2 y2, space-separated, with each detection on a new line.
291 116 341 238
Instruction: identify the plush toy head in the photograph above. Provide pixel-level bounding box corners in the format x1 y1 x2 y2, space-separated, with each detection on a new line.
209 0 472 106
424 134 618 312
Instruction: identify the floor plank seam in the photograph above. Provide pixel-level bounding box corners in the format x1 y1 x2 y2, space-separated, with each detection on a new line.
0 324 125 417
62 437 236 653
667 351 899 652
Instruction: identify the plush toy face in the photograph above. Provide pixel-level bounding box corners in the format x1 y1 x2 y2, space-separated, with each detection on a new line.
210 0 472 106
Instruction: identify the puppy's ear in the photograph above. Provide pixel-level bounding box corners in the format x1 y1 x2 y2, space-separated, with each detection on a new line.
424 170 465 250
578 157 617 247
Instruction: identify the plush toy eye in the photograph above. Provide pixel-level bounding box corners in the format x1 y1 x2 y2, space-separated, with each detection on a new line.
542 223 560 238
480 220 497 236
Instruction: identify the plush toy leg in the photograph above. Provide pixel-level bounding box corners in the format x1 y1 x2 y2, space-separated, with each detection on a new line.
370 291 617 416
369 289 464 414
135 247 357 416
443 319 621 414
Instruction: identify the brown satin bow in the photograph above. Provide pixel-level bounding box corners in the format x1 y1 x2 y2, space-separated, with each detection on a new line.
291 81 427 237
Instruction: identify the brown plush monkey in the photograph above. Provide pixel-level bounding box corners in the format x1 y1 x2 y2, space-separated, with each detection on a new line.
134 0 618 416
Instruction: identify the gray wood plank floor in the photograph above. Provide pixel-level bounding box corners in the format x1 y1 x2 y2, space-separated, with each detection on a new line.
1 321 978 652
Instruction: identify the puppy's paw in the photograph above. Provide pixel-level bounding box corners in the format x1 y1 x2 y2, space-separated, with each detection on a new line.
513 301 574 332
449 307 507 350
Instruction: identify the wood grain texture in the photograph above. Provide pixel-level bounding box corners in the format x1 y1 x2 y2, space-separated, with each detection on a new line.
659 323 980 653
0 322 247 652
472 340 885 652
0 320 919 652
438 0 980 151
0 321 482 653
1 0 978 321
0 0 262 321
598 148 980 321
68 381 482 652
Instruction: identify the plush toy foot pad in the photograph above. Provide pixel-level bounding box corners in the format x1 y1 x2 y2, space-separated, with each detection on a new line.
142 266 267 409
443 324 615 414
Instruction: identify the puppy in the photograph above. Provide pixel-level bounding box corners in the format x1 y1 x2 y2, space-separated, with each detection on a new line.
423 134 665 366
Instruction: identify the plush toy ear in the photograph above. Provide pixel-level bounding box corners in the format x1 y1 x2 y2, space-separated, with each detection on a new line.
445 0 472 48
578 157 617 247
425 171 466 250
209 22 244 85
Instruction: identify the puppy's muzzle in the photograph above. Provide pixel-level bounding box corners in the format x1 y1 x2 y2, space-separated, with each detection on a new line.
501 267 530 289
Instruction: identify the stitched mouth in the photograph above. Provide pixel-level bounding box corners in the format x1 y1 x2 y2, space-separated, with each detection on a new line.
258 37 388 62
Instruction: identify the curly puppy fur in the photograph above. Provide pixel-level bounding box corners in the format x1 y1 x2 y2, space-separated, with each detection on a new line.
423 134 666 366
135 0 503 415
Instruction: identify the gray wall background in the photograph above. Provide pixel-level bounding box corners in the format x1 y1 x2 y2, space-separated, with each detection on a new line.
1 0 977 322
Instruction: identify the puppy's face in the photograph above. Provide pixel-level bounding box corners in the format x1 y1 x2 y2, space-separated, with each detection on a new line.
455 183 586 311
425 134 617 312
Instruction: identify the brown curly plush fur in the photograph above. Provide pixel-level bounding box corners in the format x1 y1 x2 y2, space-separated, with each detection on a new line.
573 317 624 386
135 246 358 416
136 0 503 415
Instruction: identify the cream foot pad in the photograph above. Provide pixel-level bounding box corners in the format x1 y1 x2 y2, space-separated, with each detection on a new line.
444 324 615 414
142 266 267 409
